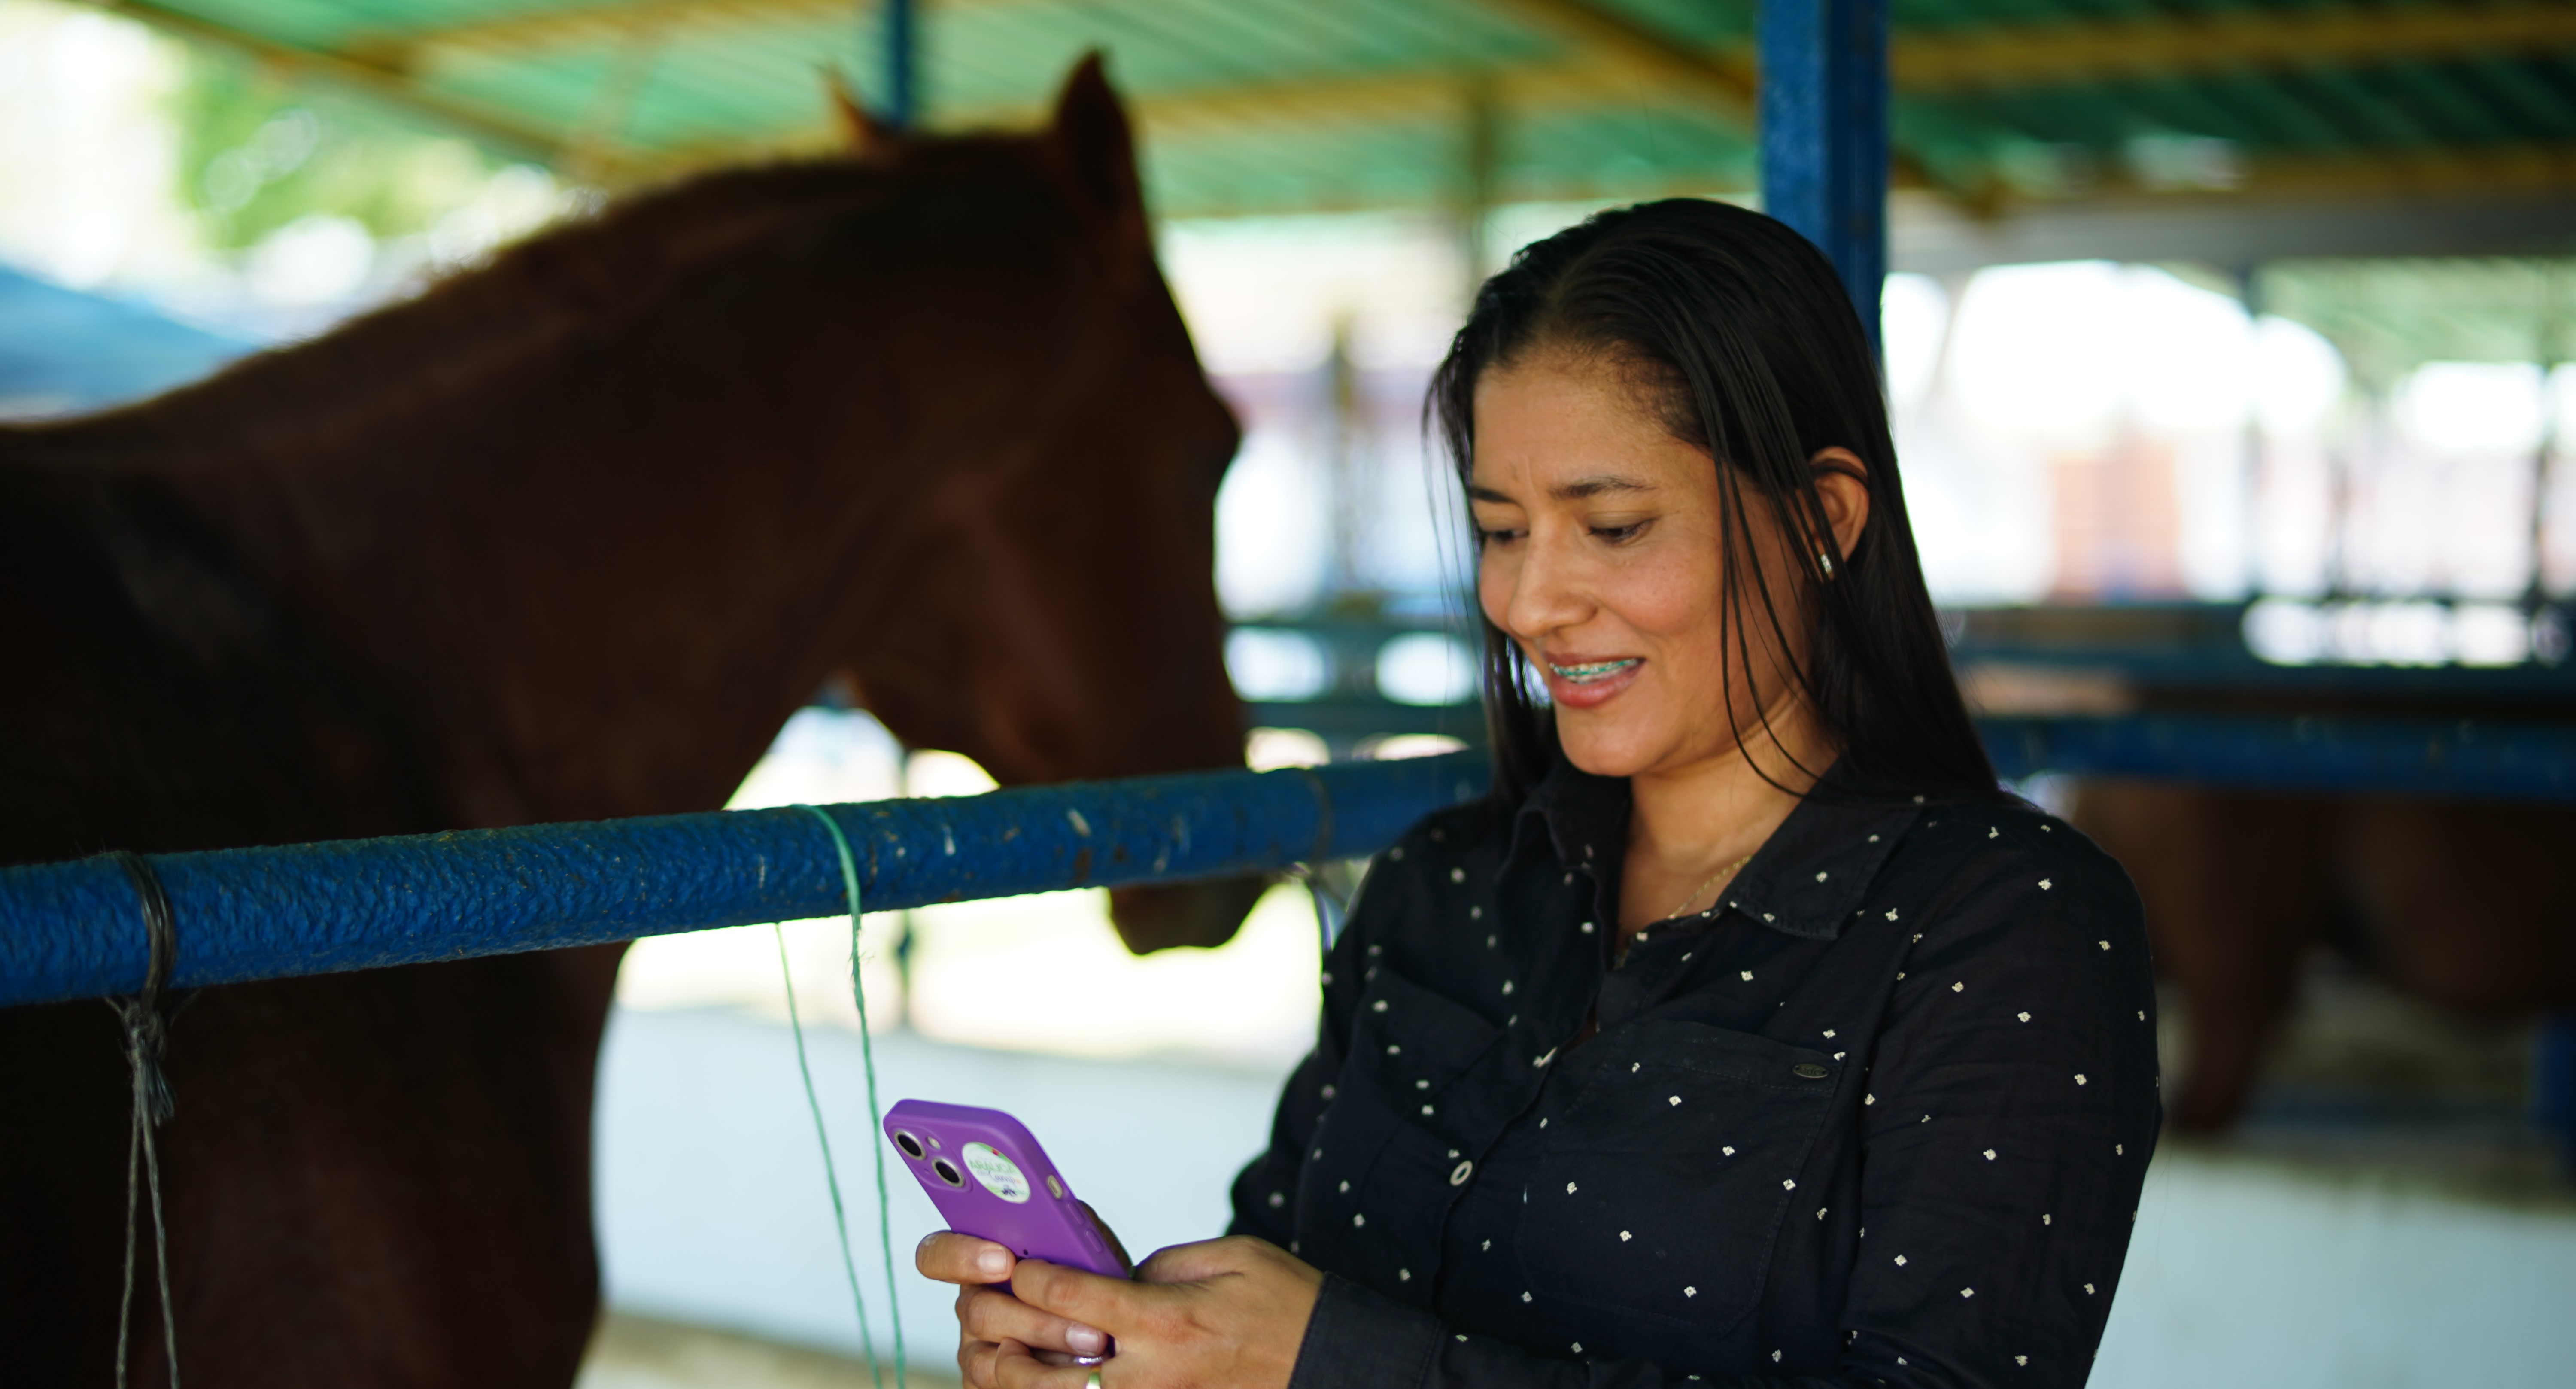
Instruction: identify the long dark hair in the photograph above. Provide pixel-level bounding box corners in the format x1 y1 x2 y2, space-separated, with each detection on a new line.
1428 198 1994 804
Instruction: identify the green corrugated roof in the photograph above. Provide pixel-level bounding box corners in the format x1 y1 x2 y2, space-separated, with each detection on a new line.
85 0 2576 221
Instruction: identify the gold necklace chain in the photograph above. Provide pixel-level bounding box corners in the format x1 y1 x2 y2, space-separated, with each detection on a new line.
1667 851 1755 921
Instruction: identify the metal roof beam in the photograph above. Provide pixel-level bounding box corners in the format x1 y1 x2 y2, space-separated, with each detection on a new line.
85 0 568 161
349 0 1760 118
1467 0 1753 119
1895 3 2576 94
344 0 984 70
1892 179 2576 275
623 57 1689 180
351 0 1755 117
1901 140 2576 257
1131 57 1688 134
2224 139 2576 204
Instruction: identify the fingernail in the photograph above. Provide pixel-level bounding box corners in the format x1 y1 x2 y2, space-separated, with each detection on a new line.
1066 1326 1106 1355
977 1249 1012 1278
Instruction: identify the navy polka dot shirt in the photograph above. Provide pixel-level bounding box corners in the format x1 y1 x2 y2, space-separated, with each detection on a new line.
1230 757 2160 1388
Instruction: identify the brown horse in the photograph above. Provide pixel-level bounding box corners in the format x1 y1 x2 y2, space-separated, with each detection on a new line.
0 58 1258 1388
2073 783 2576 1133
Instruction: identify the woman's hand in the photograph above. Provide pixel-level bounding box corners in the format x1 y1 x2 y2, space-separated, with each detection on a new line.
920 1230 1324 1389
917 1229 1117 1371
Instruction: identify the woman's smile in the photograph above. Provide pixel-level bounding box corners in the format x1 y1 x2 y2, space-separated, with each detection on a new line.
1540 654 1644 708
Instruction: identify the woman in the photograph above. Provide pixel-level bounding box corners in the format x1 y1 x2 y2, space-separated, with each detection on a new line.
919 199 2160 1388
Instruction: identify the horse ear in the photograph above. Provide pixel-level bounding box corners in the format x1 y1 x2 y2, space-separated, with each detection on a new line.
822 68 889 157
1049 52 1144 231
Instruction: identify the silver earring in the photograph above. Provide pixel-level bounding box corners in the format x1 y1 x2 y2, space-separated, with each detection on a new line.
1819 550 1837 579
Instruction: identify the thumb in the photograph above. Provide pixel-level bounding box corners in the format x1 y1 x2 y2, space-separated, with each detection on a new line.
1133 1235 1259 1285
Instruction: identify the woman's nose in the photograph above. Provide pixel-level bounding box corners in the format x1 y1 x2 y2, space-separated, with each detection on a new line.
1503 531 1592 642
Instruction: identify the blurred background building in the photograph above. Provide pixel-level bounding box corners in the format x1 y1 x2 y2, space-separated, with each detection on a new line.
6 0 2575 1384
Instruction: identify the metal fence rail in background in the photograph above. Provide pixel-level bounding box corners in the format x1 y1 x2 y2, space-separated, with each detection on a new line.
1981 711 2576 802
0 755 1485 1010
1242 697 2576 805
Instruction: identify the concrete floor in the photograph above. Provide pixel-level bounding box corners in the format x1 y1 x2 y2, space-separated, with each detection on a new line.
582 1313 958 1389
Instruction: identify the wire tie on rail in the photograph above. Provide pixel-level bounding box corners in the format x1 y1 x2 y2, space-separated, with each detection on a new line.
105 850 181 1389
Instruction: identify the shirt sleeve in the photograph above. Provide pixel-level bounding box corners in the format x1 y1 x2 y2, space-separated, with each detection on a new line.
1228 845 1391 1243
1827 824 2161 1386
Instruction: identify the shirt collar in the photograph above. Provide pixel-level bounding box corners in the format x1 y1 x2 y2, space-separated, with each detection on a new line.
1507 756 1628 873
1507 755 1924 942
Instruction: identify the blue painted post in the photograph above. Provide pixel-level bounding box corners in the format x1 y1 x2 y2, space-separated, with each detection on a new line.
1758 0 1889 358
2536 1013 2576 1176
0 755 1485 1010
883 0 917 130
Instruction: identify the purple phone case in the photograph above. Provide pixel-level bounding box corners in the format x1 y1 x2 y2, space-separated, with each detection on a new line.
884 1099 1125 1279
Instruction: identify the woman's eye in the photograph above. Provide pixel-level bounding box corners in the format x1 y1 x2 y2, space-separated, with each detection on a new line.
1590 520 1650 543
1477 525 1526 544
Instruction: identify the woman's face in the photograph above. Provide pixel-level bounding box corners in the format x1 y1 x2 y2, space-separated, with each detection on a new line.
1469 350 1820 782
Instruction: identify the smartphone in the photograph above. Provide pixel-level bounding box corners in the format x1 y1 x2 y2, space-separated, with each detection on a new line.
884 1099 1127 1280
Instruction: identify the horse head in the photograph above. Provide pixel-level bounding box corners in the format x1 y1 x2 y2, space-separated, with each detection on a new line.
821 59 1267 952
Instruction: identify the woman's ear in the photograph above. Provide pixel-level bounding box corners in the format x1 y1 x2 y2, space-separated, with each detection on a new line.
1808 447 1871 565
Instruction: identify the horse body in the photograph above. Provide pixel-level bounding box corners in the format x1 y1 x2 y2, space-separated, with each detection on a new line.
2075 781 2576 1134
2 61 1249 1386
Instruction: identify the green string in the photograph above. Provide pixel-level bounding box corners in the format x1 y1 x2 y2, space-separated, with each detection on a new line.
782 804 908 1389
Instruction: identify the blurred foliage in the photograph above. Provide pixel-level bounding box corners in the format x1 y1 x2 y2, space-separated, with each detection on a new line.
167 52 512 251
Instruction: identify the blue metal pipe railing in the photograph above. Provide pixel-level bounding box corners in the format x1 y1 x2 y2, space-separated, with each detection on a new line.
0 755 1486 1010
9 709 2575 1010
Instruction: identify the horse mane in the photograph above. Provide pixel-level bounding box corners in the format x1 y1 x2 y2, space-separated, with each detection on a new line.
35 135 1050 456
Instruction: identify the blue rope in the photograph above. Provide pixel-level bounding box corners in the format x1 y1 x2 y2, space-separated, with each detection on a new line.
781 805 907 1389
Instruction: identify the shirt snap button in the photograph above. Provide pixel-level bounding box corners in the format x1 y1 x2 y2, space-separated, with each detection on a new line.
1792 1063 1830 1079
1450 1160 1474 1186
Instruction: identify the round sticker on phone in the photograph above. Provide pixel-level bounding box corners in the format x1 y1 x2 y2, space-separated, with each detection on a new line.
961 1143 1032 1203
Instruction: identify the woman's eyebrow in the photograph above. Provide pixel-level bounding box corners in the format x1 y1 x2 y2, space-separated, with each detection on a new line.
1553 474 1656 501
1467 474 1656 504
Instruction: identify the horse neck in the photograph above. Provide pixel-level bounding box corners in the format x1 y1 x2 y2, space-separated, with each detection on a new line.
72 189 1099 828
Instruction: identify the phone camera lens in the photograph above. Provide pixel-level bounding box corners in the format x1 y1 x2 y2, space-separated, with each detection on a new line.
894 1131 925 1160
932 1158 964 1187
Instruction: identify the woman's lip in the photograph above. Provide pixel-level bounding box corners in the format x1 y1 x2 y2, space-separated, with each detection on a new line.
1546 657 1640 682
1542 657 1643 710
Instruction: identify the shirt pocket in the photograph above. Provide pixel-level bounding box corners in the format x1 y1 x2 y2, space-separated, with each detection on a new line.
1516 1019 1840 1334
1345 959 1504 1108
1296 962 1503 1295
